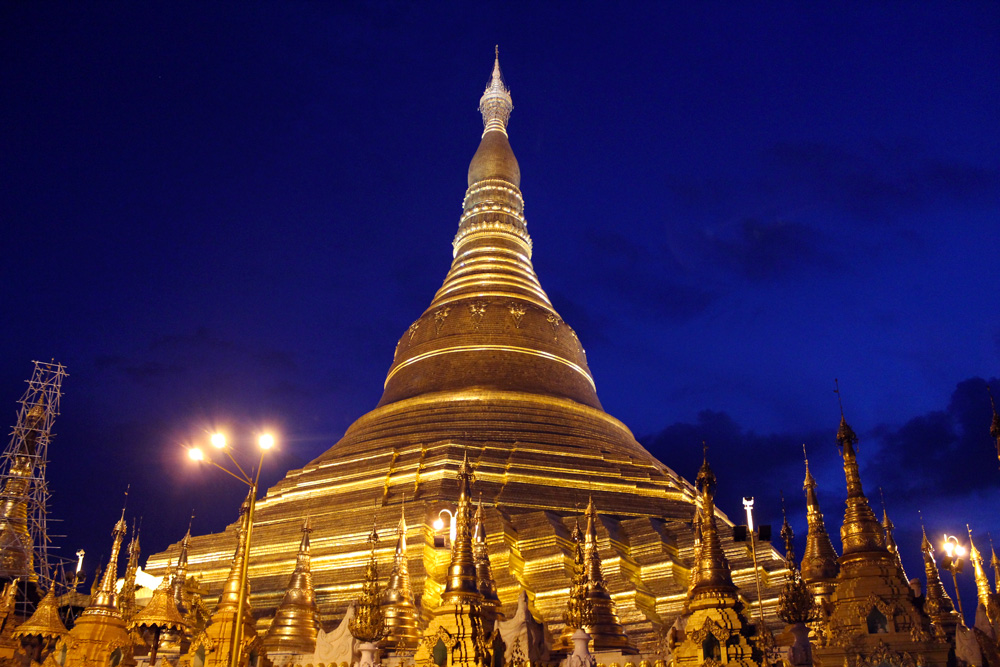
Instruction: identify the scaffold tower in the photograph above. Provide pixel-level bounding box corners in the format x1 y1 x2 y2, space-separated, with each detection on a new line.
0 360 67 590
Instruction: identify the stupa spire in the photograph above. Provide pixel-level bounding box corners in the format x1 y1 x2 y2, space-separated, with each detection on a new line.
582 496 633 652
350 520 385 644
880 490 908 582
381 48 601 412
920 523 959 639
802 445 840 584
834 383 885 556
443 452 480 601
473 497 502 629
381 500 418 652
213 492 253 618
88 504 128 613
120 520 141 626
967 526 993 608
776 501 818 625
264 517 320 654
173 516 193 607
690 448 736 596
480 45 513 136
990 535 1000 595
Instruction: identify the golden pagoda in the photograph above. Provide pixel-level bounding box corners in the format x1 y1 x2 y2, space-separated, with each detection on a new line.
811 410 949 667
800 446 838 614
380 504 419 654
671 450 762 667
262 518 319 655
54 508 132 667
415 455 491 667
147 49 786 651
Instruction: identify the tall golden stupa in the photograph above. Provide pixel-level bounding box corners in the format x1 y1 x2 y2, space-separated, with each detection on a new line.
147 51 785 651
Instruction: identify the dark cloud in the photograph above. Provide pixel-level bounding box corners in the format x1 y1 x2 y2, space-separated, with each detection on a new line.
767 140 1000 220
869 377 1000 497
564 228 719 324
702 217 836 282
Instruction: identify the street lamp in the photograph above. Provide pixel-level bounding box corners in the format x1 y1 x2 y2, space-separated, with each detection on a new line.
186 431 273 667
433 508 456 548
941 534 967 623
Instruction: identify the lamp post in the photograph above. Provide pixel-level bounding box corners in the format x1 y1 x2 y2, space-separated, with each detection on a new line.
187 431 274 667
941 534 967 624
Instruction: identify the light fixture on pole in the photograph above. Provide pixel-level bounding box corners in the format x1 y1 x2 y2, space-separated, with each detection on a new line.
186 431 274 667
941 534 967 623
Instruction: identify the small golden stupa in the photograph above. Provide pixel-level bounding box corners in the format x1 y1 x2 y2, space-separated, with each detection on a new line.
380 505 419 654
811 410 949 667
671 450 762 667
262 518 320 655
800 446 839 615
415 455 491 667
53 508 132 667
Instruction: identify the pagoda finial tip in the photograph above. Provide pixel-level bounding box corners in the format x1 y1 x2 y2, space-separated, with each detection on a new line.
479 47 513 134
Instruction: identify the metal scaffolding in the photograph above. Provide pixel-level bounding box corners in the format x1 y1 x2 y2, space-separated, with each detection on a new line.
0 360 67 592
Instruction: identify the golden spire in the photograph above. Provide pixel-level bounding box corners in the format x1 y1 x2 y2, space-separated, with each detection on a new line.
920 524 959 637
690 448 737 597
776 502 818 624
56 506 132 667
443 452 481 602
380 48 601 412
12 587 67 640
212 492 253 620
264 517 320 654
582 496 633 652
119 521 141 625
350 519 385 643
880 490 908 582
990 536 1000 595
834 383 885 556
967 526 993 608
173 516 193 608
86 504 128 615
479 45 513 136
800 444 839 586
381 500 418 652
473 497 502 627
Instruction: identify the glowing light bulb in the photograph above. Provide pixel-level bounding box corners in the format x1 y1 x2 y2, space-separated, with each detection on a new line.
188 447 205 461
433 518 444 531
258 434 274 450
210 433 226 449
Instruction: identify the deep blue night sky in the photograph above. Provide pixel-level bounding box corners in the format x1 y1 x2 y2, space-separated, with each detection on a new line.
2 3 998 611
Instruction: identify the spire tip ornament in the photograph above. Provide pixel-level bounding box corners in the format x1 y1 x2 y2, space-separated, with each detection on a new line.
479 46 513 135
